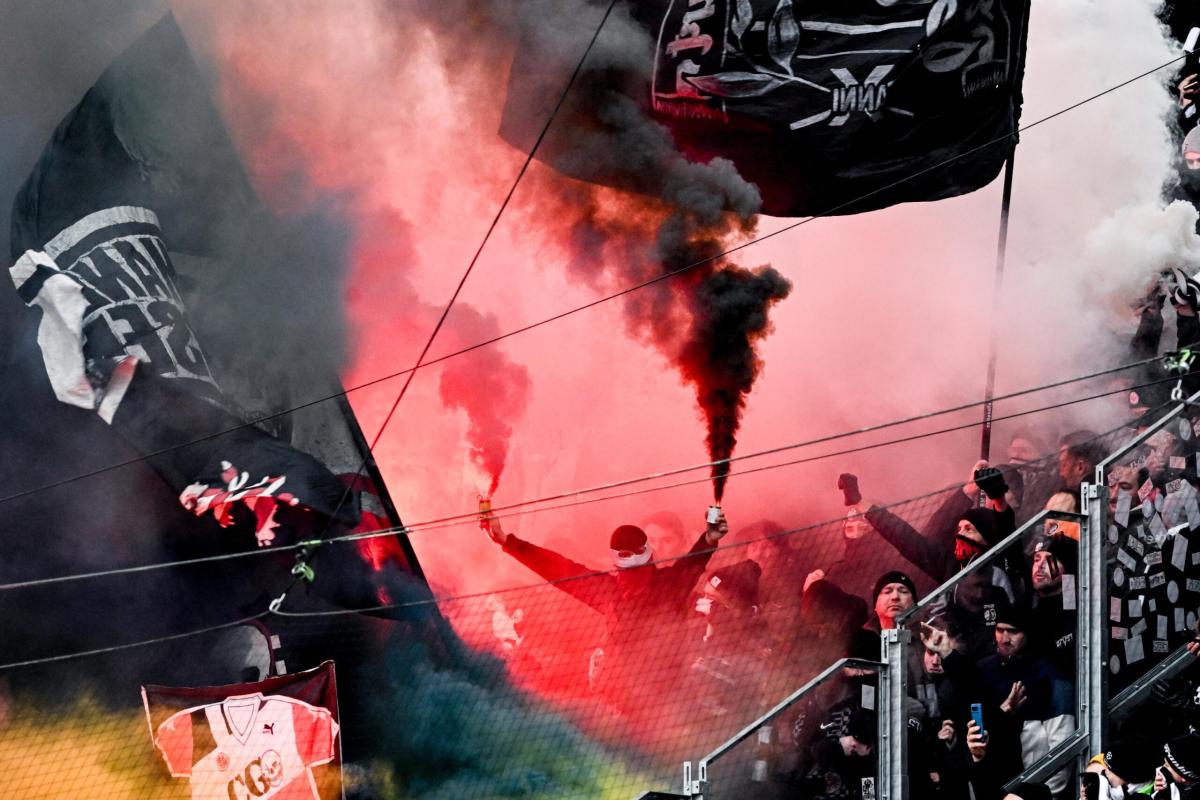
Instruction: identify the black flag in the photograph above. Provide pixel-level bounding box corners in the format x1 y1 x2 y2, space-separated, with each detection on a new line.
8 15 361 548
501 0 1029 217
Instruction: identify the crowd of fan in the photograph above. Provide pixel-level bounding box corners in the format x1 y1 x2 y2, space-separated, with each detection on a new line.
481 279 1200 800
471 17 1200 798
749 254 1200 800
481 407 1200 800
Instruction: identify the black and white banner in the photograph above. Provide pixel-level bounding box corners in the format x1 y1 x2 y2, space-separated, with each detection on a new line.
11 206 215 422
502 0 1029 217
8 16 360 548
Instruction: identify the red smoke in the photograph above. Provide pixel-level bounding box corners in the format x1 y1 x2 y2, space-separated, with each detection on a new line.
176 0 1101 767
437 306 531 496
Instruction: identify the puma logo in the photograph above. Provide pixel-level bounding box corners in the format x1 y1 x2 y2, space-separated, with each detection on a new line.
262 723 275 735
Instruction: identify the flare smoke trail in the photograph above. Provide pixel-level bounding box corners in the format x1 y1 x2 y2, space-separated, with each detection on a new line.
680 267 792 500
438 305 532 496
504 8 795 502
560 127 793 503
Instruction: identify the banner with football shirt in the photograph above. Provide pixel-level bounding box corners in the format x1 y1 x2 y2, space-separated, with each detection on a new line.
142 661 342 800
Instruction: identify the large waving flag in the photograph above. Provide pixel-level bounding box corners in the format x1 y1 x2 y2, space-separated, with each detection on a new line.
8 15 362 548
502 0 1030 217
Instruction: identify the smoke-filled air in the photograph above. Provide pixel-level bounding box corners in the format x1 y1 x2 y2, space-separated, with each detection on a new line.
3 0 1200 797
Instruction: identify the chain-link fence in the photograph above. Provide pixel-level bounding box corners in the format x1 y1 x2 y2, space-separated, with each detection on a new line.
0 402 1188 799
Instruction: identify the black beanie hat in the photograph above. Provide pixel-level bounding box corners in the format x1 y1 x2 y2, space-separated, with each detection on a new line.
1005 783 1051 800
1165 735 1200 783
994 601 1032 632
708 559 762 606
1103 736 1161 784
610 525 648 551
873 570 918 602
1033 532 1079 573
845 707 876 746
959 508 999 546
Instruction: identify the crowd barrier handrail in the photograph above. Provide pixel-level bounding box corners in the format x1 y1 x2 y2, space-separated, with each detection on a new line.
894 509 1086 628
1110 642 1196 717
684 657 885 798
680 392 1200 798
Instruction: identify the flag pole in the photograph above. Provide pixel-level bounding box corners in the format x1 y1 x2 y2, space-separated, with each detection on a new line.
979 151 1015 463
980 0 1030 464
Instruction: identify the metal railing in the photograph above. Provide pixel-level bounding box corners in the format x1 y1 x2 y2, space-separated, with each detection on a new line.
680 392 1200 798
896 508 1089 792
1085 388 1200 763
682 657 885 798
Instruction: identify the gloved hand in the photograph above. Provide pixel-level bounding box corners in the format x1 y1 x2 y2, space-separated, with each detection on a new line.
974 467 1009 501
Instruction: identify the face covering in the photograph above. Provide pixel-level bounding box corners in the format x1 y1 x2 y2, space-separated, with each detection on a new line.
611 544 653 569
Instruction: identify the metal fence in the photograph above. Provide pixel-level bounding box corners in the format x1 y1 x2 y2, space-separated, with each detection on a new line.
681 391 1200 799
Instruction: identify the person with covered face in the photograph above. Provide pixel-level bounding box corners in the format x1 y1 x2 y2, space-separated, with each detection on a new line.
481 509 727 711
814 498 929 604
849 461 1020 593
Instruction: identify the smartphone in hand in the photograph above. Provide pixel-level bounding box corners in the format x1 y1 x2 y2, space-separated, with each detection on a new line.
970 703 986 739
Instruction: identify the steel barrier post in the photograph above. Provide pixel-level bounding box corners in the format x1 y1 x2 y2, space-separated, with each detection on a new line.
879 627 909 800
1081 477 1106 771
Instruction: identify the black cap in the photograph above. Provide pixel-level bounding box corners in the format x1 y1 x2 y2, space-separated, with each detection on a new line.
872 570 918 601
959 508 999 546
1165 735 1200 783
1033 532 1078 572
845 707 876 746
1103 736 1160 784
708 559 762 607
994 601 1033 632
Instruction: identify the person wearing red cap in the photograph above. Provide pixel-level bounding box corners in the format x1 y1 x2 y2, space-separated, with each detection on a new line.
482 509 728 712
